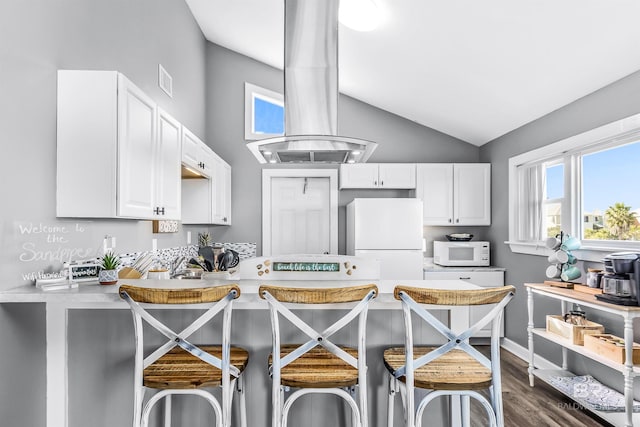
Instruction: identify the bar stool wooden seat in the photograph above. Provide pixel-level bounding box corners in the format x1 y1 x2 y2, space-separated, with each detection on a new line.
384 285 515 427
119 284 249 427
260 284 378 427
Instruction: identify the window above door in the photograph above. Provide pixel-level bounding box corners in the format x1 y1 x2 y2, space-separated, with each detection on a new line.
244 82 284 140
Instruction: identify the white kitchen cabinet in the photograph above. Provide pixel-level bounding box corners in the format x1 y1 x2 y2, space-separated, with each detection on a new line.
423 270 505 337
57 70 181 220
339 163 416 189
181 127 212 178
181 151 232 225
416 163 491 225
155 108 182 219
211 153 232 225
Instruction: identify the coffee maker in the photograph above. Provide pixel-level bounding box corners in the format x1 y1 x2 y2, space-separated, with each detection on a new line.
596 253 640 306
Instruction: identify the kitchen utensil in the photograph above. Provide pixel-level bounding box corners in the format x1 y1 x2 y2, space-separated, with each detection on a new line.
561 265 581 282
545 237 562 250
217 251 230 271
217 249 239 271
147 269 169 280
225 249 240 269
560 236 581 251
586 269 604 288
198 246 216 272
545 265 561 279
188 257 208 272
548 251 569 264
137 257 155 277
118 267 143 279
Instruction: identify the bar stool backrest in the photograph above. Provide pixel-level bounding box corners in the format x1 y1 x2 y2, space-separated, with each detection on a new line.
119 284 242 427
392 285 515 427
259 283 378 427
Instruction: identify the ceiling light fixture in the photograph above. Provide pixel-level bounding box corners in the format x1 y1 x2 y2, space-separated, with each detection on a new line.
339 0 381 32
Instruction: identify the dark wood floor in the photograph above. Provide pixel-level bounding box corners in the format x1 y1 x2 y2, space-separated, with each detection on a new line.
470 347 612 427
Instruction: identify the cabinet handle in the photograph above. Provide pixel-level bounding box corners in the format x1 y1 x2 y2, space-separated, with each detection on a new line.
456 219 459 223
448 218 452 223
160 207 165 215
223 217 227 222
459 277 471 280
374 180 377 186
381 180 384 186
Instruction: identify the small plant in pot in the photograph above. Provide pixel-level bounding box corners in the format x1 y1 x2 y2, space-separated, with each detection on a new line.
99 251 121 285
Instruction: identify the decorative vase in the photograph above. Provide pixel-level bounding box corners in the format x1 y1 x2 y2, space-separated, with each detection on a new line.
98 269 118 285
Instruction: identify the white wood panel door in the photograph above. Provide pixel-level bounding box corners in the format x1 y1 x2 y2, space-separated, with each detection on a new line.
270 177 330 255
339 164 379 188
262 169 338 256
116 74 156 218
454 163 491 225
378 163 416 188
416 163 454 225
156 109 182 219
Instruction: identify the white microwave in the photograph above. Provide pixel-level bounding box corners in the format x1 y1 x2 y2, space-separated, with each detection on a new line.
433 241 490 266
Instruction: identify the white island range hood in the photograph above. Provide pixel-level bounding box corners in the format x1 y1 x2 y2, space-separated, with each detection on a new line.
246 0 378 164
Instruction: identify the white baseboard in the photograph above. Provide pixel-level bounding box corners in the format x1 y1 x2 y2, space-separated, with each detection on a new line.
501 338 560 371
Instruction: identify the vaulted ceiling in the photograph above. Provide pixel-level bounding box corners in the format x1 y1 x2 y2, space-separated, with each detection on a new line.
185 0 640 146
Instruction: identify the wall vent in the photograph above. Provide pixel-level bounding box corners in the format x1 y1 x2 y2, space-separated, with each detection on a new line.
158 64 173 98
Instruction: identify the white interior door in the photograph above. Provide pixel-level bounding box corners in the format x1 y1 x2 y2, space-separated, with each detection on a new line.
262 169 338 256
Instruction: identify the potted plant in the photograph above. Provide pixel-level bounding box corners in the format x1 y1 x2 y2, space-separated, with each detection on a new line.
98 251 121 285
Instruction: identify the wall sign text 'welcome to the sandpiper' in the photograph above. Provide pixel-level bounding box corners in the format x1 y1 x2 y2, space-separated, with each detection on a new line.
272 262 340 272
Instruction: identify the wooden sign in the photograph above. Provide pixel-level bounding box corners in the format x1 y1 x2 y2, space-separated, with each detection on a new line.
272 262 340 273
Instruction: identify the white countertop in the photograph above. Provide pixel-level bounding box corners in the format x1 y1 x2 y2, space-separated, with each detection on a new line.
423 258 506 272
0 278 481 309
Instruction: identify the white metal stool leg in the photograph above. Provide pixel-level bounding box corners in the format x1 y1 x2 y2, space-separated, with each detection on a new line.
164 394 172 427
387 375 396 427
238 375 247 427
461 395 470 427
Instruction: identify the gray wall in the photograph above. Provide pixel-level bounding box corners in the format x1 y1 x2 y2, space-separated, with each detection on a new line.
0 1 207 425
0 2 481 427
480 69 640 366
204 43 480 253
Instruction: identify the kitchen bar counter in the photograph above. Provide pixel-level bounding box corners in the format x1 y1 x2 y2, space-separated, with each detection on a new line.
0 278 480 306
0 278 479 427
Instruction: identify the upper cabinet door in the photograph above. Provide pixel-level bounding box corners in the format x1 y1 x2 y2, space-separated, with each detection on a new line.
182 128 211 177
339 164 379 188
416 163 454 225
339 163 416 189
156 109 182 219
454 163 491 225
415 163 491 225
378 164 416 188
117 74 157 218
211 154 232 225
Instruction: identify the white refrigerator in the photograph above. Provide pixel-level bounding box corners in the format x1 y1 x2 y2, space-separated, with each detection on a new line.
346 198 424 280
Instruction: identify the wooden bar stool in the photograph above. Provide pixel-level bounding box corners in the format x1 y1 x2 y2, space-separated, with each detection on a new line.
119 284 249 427
259 284 378 427
383 285 515 427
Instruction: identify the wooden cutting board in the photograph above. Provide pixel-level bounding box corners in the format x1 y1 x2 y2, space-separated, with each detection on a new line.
572 284 603 295
544 280 577 289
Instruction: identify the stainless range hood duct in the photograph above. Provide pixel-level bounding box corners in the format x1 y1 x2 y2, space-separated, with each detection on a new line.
247 0 378 164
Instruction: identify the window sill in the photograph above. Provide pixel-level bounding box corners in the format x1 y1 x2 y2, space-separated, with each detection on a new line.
505 241 638 263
